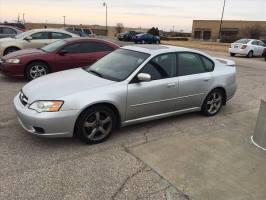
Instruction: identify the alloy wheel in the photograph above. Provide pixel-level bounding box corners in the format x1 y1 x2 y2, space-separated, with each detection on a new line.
83 111 112 141
30 65 47 79
206 92 222 115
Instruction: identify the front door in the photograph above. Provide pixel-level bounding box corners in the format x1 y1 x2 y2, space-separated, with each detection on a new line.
126 53 178 121
28 31 50 48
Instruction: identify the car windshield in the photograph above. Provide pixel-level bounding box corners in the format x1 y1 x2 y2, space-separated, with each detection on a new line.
41 40 67 53
85 49 150 81
235 39 251 44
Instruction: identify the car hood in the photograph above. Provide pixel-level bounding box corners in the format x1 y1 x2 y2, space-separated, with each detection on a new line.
22 68 115 103
3 48 46 59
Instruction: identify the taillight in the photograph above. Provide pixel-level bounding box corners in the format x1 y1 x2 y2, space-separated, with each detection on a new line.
241 45 247 49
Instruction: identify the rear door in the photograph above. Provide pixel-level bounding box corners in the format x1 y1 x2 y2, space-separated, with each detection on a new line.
176 52 214 110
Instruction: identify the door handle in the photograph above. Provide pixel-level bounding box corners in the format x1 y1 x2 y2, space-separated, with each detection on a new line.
167 83 176 87
204 78 211 82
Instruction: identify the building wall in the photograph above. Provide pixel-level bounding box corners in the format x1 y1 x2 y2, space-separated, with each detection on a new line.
192 20 266 41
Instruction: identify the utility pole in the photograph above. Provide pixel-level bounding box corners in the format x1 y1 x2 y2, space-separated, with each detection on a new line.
218 0 226 41
103 2 108 35
22 13 25 23
63 16 66 27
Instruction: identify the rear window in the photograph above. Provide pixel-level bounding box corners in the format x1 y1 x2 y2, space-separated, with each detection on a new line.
235 39 250 44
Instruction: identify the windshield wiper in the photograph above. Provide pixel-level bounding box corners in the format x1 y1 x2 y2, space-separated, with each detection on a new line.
88 69 103 77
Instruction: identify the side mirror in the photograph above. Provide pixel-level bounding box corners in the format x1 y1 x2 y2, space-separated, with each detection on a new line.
137 73 151 82
24 36 32 41
59 49 68 56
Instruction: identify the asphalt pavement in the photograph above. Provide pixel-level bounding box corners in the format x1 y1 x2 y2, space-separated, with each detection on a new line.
0 40 266 199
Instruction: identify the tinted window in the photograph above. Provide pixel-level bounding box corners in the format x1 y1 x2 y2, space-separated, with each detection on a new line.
51 32 71 39
141 54 176 80
81 42 114 53
62 43 82 53
86 49 150 81
178 53 206 76
31 32 49 40
3 27 16 34
201 56 214 72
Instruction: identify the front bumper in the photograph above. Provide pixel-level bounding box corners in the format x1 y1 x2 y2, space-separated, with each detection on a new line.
13 94 80 138
0 62 25 76
228 48 249 55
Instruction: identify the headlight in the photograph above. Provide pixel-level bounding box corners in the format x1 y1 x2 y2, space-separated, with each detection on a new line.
6 58 20 64
29 101 64 112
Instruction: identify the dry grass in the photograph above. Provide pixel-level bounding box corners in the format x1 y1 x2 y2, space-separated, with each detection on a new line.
161 40 230 53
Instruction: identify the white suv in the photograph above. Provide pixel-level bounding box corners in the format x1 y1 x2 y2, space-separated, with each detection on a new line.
229 39 265 58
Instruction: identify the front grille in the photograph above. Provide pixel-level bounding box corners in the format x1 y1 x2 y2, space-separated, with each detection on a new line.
19 91 28 106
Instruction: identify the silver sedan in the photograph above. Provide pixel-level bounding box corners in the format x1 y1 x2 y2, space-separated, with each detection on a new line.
14 45 237 144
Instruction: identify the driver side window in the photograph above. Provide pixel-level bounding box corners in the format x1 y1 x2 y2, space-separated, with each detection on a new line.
140 53 177 80
30 32 49 40
62 43 82 53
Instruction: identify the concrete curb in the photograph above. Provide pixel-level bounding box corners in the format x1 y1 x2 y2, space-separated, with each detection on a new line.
251 100 266 151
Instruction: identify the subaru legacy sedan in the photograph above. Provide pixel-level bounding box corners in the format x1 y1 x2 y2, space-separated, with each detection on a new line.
14 45 236 144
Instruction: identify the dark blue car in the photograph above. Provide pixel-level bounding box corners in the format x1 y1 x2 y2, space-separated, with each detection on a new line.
133 33 160 44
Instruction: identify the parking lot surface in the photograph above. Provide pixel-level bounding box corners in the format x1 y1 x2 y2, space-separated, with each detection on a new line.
1 43 266 199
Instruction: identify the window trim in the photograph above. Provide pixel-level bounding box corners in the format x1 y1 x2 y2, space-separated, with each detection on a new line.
176 51 215 77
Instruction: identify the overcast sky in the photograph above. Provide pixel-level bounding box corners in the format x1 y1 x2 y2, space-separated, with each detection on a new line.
0 0 265 31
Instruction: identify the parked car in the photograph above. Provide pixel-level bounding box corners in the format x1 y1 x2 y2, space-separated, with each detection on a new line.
0 28 79 56
117 31 138 41
229 39 265 58
0 38 119 80
133 33 160 44
0 25 22 39
14 45 236 144
64 27 95 37
0 22 26 32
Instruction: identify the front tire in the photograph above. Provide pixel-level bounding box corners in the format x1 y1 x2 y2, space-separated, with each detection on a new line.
75 105 116 144
230 53 235 57
25 61 49 81
201 89 224 116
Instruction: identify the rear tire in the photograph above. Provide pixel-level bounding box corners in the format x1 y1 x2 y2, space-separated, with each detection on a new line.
264 57 266 61
4 47 20 56
75 105 117 144
201 89 224 116
247 51 253 58
230 53 235 57
25 61 49 81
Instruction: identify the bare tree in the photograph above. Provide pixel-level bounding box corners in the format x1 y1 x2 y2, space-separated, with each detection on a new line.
115 23 124 34
241 25 266 39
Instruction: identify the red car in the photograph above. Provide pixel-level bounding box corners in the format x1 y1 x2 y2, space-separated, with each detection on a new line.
0 38 119 80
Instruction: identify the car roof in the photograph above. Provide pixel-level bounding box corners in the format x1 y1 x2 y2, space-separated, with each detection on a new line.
62 37 120 47
122 45 207 56
25 28 79 36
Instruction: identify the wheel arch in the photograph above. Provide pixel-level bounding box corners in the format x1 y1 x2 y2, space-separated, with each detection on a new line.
3 46 21 55
203 87 227 107
24 60 52 76
73 102 121 137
